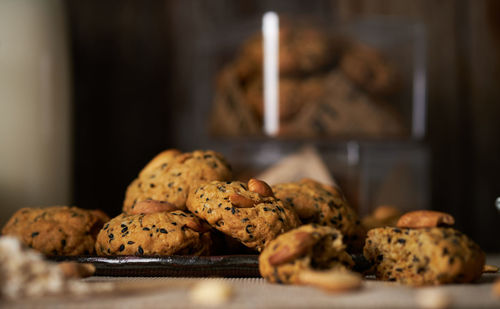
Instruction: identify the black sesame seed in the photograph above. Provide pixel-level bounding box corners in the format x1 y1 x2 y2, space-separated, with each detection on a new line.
231 207 236 214
377 254 384 261
160 228 168 234
119 244 125 252
121 227 128 233
397 238 406 244
109 233 114 239
395 268 403 272
61 239 66 247
168 182 174 187
138 246 144 255
245 225 254 234
127 241 135 245
178 187 183 192
143 227 150 231
171 222 177 226
394 228 402 233
242 218 249 223
31 232 39 238
104 224 109 230
225 207 231 211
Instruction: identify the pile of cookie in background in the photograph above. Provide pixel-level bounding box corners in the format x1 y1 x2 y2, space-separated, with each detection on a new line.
1 148 499 301
210 20 407 138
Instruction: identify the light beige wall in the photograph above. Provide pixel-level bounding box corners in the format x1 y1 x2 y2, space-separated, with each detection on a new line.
0 0 71 227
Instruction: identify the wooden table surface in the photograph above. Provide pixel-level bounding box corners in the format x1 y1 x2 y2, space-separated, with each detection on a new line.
3 255 499 309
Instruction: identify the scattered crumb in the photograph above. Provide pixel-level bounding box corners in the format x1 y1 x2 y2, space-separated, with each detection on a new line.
493 278 500 298
483 264 499 273
190 280 232 306
415 288 452 309
0 236 110 299
298 269 362 293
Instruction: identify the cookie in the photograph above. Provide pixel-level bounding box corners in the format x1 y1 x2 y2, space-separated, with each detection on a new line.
234 23 334 81
123 149 232 214
2 206 109 255
95 211 211 256
272 178 365 252
259 224 354 284
186 179 301 252
363 227 485 285
244 76 325 125
340 42 397 96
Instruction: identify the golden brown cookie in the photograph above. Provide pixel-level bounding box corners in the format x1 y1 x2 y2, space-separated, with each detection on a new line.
340 42 397 96
272 179 365 252
95 211 211 256
2 206 109 255
259 224 354 284
123 149 232 214
186 179 301 252
234 23 334 81
364 227 485 286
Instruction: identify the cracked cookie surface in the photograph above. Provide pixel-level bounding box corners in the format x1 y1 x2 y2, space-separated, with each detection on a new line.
95 211 211 256
272 179 365 252
123 149 232 213
186 180 301 252
2 206 109 255
259 224 354 284
364 227 485 285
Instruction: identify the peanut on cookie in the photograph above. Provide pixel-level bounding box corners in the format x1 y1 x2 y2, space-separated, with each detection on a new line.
364 226 485 285
272 178 365 252
259 224 354 284
186 179 301 252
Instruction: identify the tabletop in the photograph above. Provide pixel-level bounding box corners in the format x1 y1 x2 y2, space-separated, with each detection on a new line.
2 256 500 309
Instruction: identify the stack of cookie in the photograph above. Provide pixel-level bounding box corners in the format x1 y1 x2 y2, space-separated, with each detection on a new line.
210 21 407 138
1 148 488 292
93 149 366 257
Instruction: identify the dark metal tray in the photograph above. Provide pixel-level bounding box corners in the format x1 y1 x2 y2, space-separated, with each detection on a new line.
49 255 260 277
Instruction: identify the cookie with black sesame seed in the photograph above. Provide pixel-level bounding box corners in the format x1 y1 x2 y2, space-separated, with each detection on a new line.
272 178 365 253
95 211 211 256
2 206 109 255
363 227 485 286
123 149 232 214
186 180 301 252
259 224 354 284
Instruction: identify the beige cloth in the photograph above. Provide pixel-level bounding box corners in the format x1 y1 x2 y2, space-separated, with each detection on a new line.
3 256 500 308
